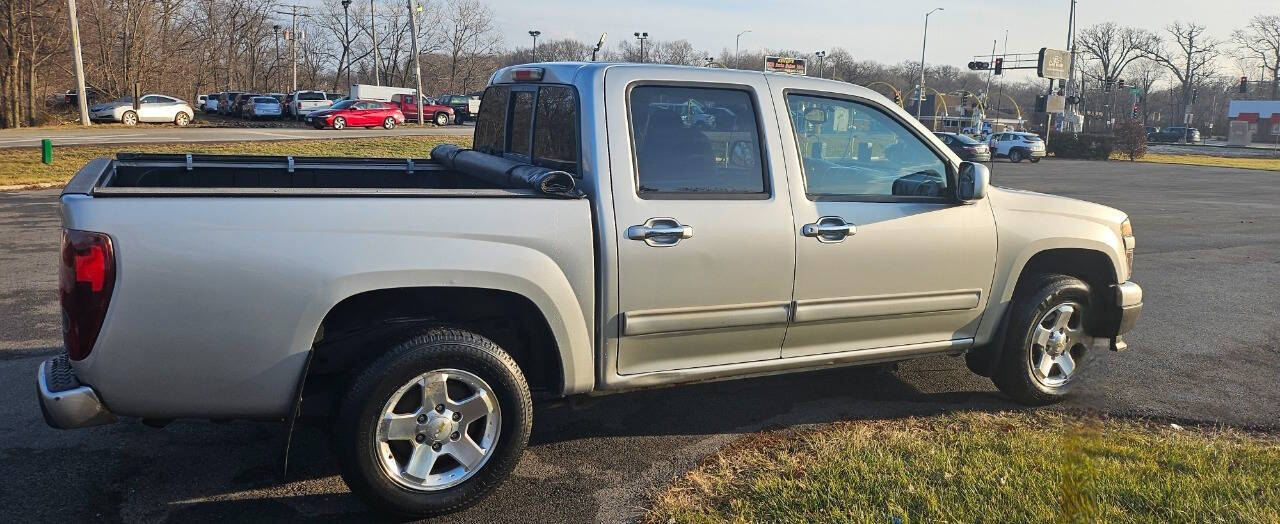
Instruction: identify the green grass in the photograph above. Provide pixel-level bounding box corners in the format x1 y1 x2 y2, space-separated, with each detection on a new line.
0 135 472 188
1112 152 1280 171
647 411 1280 523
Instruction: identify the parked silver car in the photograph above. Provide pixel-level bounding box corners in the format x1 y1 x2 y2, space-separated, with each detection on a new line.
247 96 283 119
88 94 194 126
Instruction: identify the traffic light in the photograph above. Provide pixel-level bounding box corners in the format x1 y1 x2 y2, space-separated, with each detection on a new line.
1192 88 1199 103
1117 79 1125 89
1240 76 1248 93
1132 104 1139 118
892 92 901 105
967 61 990 71
993 58 1003 75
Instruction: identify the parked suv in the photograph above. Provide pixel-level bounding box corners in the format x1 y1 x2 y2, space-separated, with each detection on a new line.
217 92 242 116
989 132 1046 163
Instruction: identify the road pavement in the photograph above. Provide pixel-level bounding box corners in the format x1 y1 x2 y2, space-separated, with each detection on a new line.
0 160 1277 522
0 124 472 148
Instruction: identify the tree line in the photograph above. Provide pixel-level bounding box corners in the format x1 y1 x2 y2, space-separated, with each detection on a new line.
1 1 1277 131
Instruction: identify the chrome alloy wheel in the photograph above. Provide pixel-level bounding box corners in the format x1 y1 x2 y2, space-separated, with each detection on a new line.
374 368 502 491
1029 302 1087 388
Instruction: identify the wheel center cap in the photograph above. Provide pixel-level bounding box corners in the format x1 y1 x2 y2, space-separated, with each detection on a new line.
420 415 454 441
1048 331 1068 354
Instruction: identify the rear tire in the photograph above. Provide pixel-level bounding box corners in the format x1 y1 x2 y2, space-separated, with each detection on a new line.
121 110 137 126
333 327 532 519
383 117 396 130
992 275 1094 406
1030 157 1041 163
174 112 191 126
1009 149 1024 163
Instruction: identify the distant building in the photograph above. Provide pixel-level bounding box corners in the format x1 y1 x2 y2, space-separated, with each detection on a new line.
1227 100 1280 143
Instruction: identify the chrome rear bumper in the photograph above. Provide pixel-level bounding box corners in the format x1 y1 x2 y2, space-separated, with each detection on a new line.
37 355 116 429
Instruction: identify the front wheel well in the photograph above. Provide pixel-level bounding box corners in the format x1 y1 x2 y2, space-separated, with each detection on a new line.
1013 248 1119 333
303 287 563 408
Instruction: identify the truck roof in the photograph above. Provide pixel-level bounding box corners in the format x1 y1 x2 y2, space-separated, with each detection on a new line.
488 62 888 103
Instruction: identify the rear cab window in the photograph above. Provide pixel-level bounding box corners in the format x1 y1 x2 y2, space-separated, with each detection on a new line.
473 84 580 175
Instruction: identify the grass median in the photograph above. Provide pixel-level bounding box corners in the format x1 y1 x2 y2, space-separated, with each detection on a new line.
647 411 1280 523
0 135 473 188
1117 152 1280 171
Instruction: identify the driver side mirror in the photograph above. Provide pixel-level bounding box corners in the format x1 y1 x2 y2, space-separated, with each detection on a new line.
957 161 989 201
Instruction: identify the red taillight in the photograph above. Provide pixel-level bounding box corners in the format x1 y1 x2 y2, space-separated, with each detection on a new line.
60 229 115 361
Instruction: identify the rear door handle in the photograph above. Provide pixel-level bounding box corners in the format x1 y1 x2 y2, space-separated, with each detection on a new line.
627 218 693 247
801 216 855 243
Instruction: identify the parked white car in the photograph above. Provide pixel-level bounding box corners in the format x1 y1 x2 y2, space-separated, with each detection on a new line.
89 94 194 126
988 132 1046 163
205 95 220 114
247 96 283 119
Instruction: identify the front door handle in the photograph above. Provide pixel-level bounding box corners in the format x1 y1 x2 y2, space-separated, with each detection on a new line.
801 216 855 243
627 217 693 247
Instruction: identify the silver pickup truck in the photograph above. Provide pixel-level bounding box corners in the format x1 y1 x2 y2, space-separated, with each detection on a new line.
40 62 1142 518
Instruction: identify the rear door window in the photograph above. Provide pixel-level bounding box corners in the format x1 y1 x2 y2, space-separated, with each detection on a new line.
532 86 579 172
628 85 767 197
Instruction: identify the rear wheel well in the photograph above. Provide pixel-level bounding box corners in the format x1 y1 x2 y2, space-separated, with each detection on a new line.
303 287 563 410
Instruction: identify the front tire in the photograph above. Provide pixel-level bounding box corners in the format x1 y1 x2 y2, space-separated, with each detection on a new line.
993 275 1094 406
334 327 532 518
332 116 346 130
435 112 450 126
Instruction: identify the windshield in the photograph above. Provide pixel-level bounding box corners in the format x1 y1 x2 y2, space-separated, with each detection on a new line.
330 100 356 110
297 92 326 100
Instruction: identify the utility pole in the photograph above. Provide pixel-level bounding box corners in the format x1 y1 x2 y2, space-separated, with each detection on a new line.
408 0 424 124
67 0 90 126
342 0 353 91
371 0 380 85
528 30 540 61
917 7 943 123
275 5 308 94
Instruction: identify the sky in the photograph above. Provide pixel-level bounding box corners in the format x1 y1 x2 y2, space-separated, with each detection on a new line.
487 0 1277 80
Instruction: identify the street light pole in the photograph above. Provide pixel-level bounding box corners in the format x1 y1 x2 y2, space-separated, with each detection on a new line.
633 32 648 63
371 0 380 85
813 50 826 78
735 29 750 57
528 30 541 61
917 7 943 123
341 0 352 91
273 25 282 92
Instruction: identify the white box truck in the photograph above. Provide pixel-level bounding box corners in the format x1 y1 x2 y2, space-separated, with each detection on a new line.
349 84 417 101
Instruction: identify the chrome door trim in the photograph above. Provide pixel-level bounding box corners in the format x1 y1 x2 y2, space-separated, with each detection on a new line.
792 289 981 323
621 301 791 336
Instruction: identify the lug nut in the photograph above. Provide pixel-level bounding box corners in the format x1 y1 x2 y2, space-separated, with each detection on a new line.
415 434 425 443
416 414 427 423
432 442 442 451
435 404 445 413
452 412 462 421
450 431 460 441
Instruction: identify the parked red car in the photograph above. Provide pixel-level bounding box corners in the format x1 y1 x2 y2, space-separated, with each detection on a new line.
388 93 456 126
307 99 405 130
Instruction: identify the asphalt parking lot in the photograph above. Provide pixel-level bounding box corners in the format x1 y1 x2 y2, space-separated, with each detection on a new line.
1 159 1277 522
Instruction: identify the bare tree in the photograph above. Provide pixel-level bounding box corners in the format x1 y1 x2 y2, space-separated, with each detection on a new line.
1232 14 1280 98
1140 22 1221 125
1077 23 1153 84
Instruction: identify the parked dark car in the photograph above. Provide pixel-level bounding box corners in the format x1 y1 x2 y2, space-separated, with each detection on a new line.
439 94 479 122
1149 126 1200 143
934 132 991 162
217 91 243 116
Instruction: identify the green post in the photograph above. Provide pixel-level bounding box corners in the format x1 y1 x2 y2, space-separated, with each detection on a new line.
41 139 53 165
